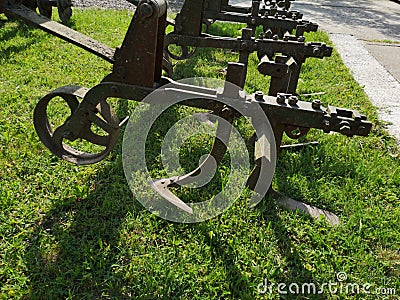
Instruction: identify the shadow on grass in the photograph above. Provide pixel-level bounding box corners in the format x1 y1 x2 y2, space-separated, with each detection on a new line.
21 36 352 298
22 123 250 298
23 151 139 298
21 134 353 298
274 143 359 213
255 197 325 300
0 20 43 60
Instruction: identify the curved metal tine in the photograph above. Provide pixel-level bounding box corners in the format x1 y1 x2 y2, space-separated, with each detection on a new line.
165 113 233 188
149 180 194 214
271 190 340 226
149 114 232 212
150 62 246 209
248 123 340 225
247 119 277 207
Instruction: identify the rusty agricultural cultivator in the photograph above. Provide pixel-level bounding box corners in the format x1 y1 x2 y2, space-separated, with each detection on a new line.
1 0 373 224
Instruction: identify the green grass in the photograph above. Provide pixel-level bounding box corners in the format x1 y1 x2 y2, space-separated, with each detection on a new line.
1 8 400 299
366 39 400 44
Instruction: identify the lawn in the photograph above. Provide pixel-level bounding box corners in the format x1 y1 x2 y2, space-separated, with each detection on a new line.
0 8 399 299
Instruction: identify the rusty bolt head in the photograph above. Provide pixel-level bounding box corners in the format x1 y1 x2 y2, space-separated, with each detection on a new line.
139 2 154 18
312 99 322 110
63 130 74 140
277 93 286 104
241 41 250 50
313 47 322 56
322 120 330 133
288 96 298 106
255 91 264 102
340 121 352 136
111 86 119 94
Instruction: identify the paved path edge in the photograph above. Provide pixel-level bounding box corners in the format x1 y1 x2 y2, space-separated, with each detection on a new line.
330 33 400 144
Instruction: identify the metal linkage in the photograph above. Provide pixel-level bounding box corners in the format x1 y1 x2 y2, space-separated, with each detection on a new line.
164 0 323 96
126 1 311 39
165 20 331 96
176 0 317 39
206 0 303 25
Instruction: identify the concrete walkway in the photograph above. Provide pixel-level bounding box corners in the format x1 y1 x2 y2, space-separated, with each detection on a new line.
292 0 400 142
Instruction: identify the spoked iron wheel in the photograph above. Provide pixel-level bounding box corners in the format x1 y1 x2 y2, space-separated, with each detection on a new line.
33 85 120 165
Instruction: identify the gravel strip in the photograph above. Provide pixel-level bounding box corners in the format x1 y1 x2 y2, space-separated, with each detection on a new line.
71 0 184 12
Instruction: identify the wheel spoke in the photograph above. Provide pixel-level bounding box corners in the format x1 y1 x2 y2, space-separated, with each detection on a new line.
80 125 110 147
33 85 120 165
88 111 119 135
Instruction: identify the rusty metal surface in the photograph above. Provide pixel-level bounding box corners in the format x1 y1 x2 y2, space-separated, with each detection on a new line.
163 0 324 96
33 85 121 165
106 0 167 86
202 0 316 38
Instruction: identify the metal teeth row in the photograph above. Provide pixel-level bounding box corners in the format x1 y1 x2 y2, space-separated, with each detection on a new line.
276 93 323 110
276 93 298 105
